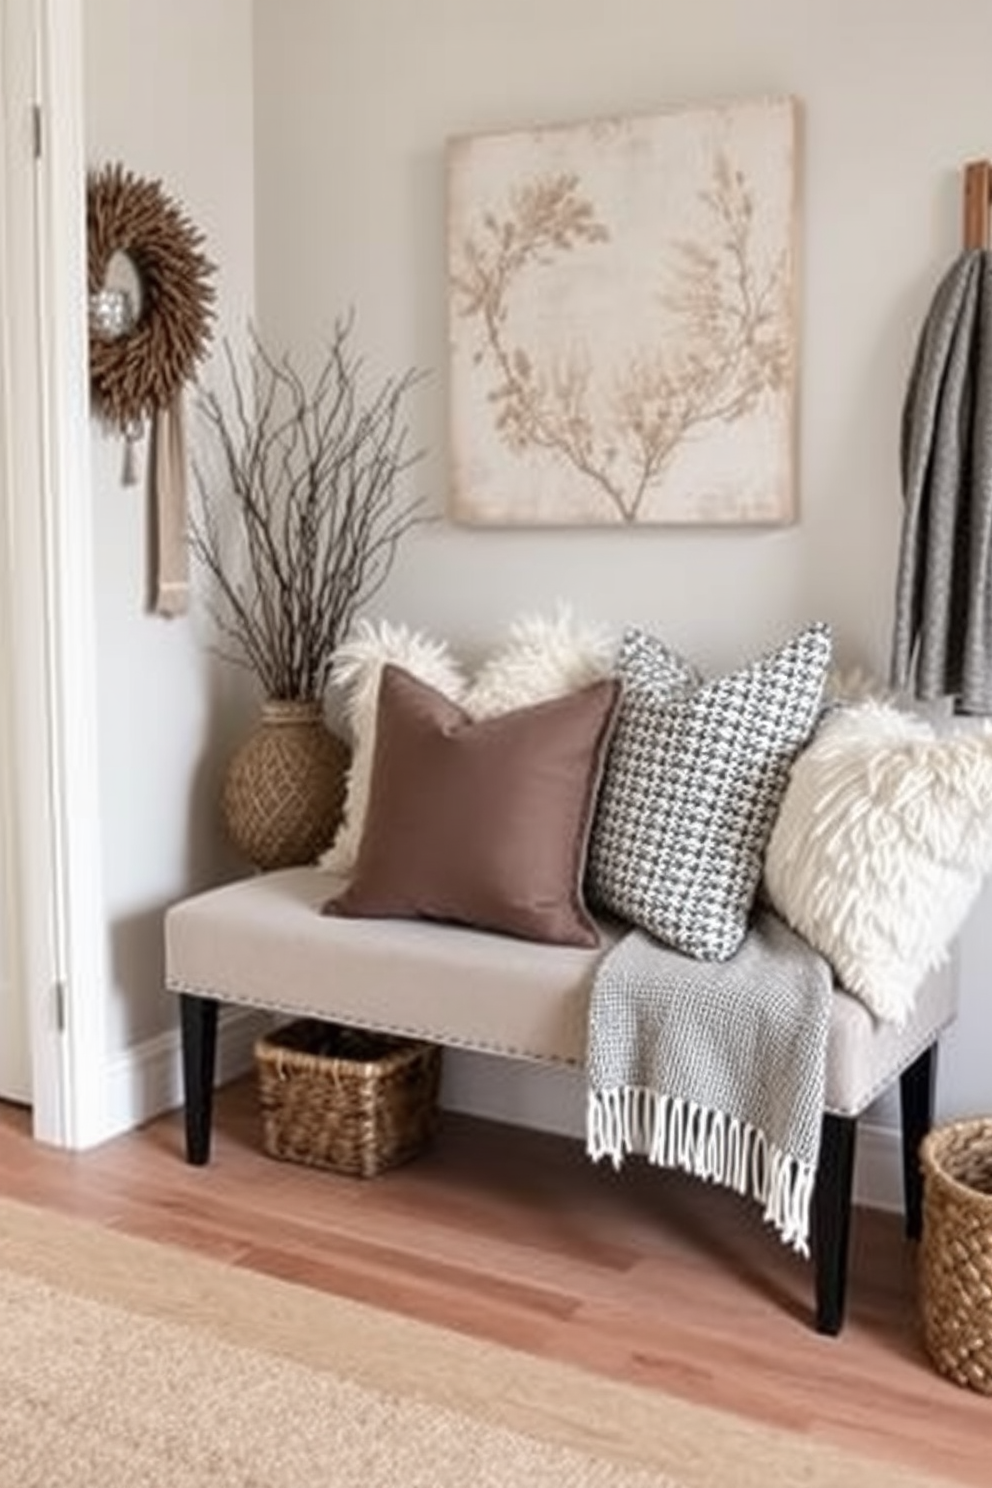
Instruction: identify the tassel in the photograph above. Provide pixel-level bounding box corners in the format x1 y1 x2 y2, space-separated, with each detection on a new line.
121 419 143 486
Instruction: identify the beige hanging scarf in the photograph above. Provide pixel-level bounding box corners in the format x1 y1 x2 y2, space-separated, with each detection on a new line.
152 397 189 618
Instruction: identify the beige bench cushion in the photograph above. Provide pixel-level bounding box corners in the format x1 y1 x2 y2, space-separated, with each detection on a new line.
166 867 603 1065
165 866 957 1118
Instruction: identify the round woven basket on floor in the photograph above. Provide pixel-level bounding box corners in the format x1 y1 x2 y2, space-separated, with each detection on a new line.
919 1116 992 1395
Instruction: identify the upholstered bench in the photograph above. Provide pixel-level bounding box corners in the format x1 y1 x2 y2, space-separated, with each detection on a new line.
165 865 957 1336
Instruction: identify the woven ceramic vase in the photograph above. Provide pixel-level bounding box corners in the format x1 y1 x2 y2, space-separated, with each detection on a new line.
222 699 349 871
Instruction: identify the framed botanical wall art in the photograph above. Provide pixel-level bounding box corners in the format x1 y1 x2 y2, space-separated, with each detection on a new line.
446 95 799 526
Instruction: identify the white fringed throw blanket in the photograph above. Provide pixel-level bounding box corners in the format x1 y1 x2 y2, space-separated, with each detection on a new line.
586 911 834 1255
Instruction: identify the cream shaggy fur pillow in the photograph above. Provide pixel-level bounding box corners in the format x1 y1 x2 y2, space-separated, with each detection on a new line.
764 701 992 1024
462 605 616 719
320 607 617 885
318 620 466 881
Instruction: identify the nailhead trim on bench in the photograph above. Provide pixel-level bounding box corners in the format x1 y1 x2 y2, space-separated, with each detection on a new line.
168 977 953 1120
167 977 582 1069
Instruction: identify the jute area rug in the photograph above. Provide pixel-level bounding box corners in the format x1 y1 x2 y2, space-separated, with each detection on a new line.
0 1197 955 1488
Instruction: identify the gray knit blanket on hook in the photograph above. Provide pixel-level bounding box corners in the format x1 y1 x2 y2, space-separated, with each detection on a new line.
586 911 833 1256
891 248 992 714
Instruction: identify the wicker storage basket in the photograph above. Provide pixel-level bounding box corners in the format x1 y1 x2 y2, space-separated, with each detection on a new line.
255 1020 442 1178
919 1117 992 1394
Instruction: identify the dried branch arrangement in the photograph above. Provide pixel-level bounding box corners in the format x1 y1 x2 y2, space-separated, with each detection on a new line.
87 163 216 429
189 319 427 701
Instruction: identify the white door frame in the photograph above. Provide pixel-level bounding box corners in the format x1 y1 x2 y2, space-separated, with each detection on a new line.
0 0 43 1107
0 0 108 1148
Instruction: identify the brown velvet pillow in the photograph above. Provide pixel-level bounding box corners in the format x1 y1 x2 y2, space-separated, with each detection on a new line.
329 665 620 946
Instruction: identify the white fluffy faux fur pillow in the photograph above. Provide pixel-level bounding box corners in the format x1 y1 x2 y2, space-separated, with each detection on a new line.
462 606 616 719
320 607 617 885
764 701 992 1024
318 620 466 880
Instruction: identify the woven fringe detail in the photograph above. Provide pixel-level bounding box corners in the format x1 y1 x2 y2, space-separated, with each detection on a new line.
587 1087 816 1257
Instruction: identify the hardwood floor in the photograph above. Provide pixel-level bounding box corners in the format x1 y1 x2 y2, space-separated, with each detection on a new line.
1 1081 989 1485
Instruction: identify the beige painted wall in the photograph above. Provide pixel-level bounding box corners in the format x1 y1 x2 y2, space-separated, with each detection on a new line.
252 0 992 1126
84 0 257 1056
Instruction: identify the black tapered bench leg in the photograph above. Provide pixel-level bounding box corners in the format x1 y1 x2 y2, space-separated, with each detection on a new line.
900 1042 937 1241
179 993 219 1165
813 1112 857 1336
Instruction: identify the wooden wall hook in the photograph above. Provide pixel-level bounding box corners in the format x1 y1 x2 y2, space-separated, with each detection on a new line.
963 159 992 249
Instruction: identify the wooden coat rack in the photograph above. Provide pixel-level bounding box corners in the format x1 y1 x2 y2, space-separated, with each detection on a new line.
963 159 992 249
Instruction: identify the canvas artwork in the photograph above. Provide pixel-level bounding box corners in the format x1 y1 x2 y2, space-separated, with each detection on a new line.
446 95 799 526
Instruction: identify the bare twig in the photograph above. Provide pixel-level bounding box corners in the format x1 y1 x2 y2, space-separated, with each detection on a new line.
189 318 428 699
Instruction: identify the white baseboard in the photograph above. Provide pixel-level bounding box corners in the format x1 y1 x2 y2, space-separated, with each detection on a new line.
852 1119 904 1213
440 1048 907 1214
101 1005 275 1144
100 1025 906 1214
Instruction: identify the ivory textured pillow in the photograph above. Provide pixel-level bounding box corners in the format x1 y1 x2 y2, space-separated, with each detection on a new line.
462 605 616 719
330 665 620 946
588 622 832 961
764 702 992 1023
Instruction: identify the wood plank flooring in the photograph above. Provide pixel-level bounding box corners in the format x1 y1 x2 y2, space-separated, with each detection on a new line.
1 1081 989 1485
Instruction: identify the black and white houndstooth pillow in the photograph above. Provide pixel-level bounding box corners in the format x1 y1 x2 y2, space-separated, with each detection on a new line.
612 626 702 698
587 622 833 961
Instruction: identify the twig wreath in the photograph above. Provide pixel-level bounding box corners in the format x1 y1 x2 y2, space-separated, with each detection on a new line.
86 162 217 431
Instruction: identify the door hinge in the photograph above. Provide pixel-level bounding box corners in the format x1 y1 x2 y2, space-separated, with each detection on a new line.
32 104 42 160
53 980 66 1033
